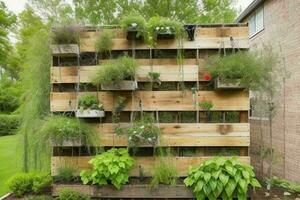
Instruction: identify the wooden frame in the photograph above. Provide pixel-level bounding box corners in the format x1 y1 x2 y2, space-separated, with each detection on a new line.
101 80 138 91
51 44 79 56
76 110 105 118
215 77 244 90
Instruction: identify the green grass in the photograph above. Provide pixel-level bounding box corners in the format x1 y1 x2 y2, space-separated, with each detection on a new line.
0 134 22 196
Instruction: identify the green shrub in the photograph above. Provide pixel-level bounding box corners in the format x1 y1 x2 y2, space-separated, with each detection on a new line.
52 25 80 44
39 116 98 146
0 79 20 112
150 158 178 188
92 56 137 86
198 101 213 110
56 167 75 182
78 94 103 110
58 189 90 200
148 72 161 83
80 148 135 189
184 157 261 200
6 173 52 197
95 30 113 53
0 114 19 136
120 15 146 39
267 176 300 194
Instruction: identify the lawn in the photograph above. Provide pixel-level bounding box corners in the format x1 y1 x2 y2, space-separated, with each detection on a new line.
0 134 22 196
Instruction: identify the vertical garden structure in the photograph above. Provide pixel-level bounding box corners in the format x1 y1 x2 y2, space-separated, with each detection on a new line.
50 23 250 198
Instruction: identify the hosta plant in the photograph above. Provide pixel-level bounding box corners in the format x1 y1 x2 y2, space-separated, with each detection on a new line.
80 148 135 189
184 157 261 200
78 94 104 110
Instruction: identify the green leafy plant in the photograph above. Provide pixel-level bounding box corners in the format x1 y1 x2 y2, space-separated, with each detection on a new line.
148 72 161 83
52 25 81 44
95 30 113 53
0 114 19 136
92 56 137 86
207 51 273 90
55 167 76 182
184 157 261 200
39 116 98 147
150 158 178 188
6 173 52 197
120 15 146 39
80 148 135 189
58 188 90 200
78 94 104 110
267 176 300 194
198 101 213 110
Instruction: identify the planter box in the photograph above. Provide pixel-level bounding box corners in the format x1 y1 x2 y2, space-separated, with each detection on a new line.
214 77 243 90
51 44 79 55
76 110 105 118
156 32 175 39
52 184 193 198
126 30 143 40
101 80 138 91
51 139 83 147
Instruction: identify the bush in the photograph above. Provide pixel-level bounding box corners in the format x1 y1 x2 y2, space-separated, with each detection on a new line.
120 15 146 39
184 157 261 200
6 173 52 197
55 167 75 182
39 116 98 146
150 158 178 188
95 30 113 53
92 56 137 86
78 94 103 110
0 81 20 112
80 148 135 189
0 114 19 136
58 189 90 200
52 25 81 44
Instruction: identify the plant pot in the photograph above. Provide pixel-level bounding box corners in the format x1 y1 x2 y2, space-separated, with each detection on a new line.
51 44 79 55
101 80 138 91
218 124 232 135
51 139 83 147
156 32 175 39
126 30 143 40
214 77 243 90
76 110 105 118
184 25 196 41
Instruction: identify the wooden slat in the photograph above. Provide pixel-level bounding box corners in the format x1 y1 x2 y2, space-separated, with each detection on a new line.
79 27 249 52
50 91 249 112
51 156 250 177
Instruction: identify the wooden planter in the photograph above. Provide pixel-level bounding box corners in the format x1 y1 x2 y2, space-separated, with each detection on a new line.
52 184 194 198
101 80 138 91
155 29 176 39
76 110 105 118
214 77 243 90
51 44 79 56
126 27 143 40
51 139 83 147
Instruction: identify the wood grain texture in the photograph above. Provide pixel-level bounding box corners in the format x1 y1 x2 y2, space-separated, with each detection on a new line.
51 156 250 177
50 91 249 112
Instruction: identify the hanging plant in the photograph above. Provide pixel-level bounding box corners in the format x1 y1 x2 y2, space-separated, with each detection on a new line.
120 15 146 40
77 94 105 118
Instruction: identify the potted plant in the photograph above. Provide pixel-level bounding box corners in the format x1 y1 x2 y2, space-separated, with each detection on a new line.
207 52 267 90
92 56 138 90
51 25 81 55
198 101 213 122
39 116 98 147
76 94 105 118
121 15 146 40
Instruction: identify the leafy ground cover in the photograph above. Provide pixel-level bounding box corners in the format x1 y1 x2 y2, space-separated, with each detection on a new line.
0 134 22 196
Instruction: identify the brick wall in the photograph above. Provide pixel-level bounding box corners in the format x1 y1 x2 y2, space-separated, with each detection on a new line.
246 0 300 182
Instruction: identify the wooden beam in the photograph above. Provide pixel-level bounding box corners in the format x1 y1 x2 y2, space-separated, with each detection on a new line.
51 156 250 177
50 91 249 112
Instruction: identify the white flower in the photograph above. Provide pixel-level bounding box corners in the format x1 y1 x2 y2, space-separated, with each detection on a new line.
131 23 137 27
155 27 160 30
166 27 170 30
140 125 145 129
133 131 137 134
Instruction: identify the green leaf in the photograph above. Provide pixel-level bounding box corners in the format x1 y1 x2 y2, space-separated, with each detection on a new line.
194 180 204 192
225 179 236 197
242 171 250 180
204 173 211 183
239 179 247 193
237 191 247 200
225 165 235 176
209 179 217 191
195 192 206 200
203 184 211 195
219 173 229 186
213 181 223 197
184 177 194 187
250 178 261 188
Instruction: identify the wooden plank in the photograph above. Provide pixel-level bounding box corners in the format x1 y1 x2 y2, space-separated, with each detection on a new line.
51 59 204 83
52 184 194 198
51 156 250 177
50 91 249 112
196 27 249 38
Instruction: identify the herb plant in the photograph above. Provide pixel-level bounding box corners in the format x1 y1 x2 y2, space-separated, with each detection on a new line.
92 56 137 86
52 25 81 44
80 148 135 189
58 188 90 200
198 101 213 110
120 15 146 39
184 157 261 200
95 30 113 53
78 94 104 110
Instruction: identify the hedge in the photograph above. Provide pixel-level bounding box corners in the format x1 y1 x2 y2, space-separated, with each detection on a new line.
0 114 20 136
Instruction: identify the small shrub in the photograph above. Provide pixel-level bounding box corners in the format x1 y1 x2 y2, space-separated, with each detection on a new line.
0 84 20 112
6 173 52 197
95 30 113 53
0 114 19 136
120 15 146 39
39 116 98 146
198 101 213 110
184 157 261 200
58 189 90 200
92 56 137 86
78 94 103 110
52 25 81 44
148 72 161 82
150 158 178 188
80 148 135 189
56 167 75 182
